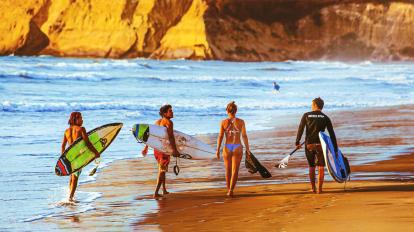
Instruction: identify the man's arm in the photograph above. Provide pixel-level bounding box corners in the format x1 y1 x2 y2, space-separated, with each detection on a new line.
326 117 338 153
295 114 306 147
165 120 180 157
141 145 149 156
80 127 100 158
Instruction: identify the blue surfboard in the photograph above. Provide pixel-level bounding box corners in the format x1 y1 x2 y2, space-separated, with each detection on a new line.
319 131 350 183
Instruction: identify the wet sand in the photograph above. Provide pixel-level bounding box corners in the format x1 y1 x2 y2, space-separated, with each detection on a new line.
52 105 414 231
135 180 414 232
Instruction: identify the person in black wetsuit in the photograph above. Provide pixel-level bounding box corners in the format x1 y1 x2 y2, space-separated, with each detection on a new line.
295 97 338 194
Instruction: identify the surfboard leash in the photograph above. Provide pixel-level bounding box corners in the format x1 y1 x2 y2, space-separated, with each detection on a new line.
89 157 101 176
173 157 180 175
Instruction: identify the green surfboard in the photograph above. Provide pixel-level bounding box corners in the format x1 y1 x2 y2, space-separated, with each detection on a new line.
55 123 123 176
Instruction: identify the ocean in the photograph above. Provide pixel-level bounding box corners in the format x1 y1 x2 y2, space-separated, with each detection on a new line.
0 56 413 231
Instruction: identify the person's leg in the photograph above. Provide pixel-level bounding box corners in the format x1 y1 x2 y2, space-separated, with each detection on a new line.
68 174 79 201
315 146 325 194
68 175 73 200
305 146 316 193
228 146 243 197
162 167 169 195
309 167 316 193
317 166 325 194
223 146 233 192
154 166 165 198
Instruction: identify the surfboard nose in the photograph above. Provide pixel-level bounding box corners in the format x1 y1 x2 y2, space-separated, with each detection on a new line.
132 124 150 142
132 124 139 138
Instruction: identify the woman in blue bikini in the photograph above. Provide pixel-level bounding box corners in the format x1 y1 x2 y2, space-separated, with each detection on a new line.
216 101 251 197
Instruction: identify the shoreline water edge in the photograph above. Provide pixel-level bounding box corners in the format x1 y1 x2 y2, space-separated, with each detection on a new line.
44 104 414 231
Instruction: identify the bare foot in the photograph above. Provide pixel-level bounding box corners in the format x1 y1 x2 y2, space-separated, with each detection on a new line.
226 190 234 197
162 190 169 195
309 189 317 194
153 193 162 198
68 198 79 203
317 189 323 194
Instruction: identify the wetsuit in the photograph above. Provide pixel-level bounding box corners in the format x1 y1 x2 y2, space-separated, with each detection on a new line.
296 111 338 167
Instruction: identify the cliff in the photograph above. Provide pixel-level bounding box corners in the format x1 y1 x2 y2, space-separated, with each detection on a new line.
1 0 414 61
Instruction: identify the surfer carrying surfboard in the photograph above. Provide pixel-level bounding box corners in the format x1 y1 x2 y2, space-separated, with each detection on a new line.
61 112 100 202
216 101 251 197
142 104 180 198
295 97 338 194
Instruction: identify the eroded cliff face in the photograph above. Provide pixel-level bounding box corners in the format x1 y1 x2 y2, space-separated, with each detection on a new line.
0 0 413 61
206 0 414 61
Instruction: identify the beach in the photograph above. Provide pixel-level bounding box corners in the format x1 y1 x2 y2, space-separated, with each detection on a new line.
1 57 413 231
44 104 414 231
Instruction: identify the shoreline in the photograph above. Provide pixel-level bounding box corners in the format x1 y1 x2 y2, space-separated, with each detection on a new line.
47 104 414 230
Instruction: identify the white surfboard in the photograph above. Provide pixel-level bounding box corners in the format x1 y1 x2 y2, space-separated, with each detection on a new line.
132 124 215 160
319 131 350 183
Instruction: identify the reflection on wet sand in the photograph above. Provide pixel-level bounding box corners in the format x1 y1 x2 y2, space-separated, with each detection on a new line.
46 105 414 231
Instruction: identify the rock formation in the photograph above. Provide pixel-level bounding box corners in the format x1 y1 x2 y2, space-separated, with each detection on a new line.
0 0 413 61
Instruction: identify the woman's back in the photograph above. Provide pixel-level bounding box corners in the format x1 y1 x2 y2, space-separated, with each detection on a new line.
223 118 243 144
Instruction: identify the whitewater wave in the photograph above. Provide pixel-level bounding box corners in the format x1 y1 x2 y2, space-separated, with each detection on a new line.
344 75 414 85
0 70 116 82
3 99 412 113
0 100 150 112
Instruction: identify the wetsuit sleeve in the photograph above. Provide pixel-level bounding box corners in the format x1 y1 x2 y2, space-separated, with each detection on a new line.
295 114 306 146
326 117 338 152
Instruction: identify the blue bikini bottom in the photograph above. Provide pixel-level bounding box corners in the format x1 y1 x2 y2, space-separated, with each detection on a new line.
225 144 242 152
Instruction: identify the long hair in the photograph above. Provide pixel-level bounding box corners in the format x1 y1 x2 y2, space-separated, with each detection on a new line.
226 101 237 114
68 112 82 126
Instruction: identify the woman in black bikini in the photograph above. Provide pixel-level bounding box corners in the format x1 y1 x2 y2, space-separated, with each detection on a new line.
216 101 251 197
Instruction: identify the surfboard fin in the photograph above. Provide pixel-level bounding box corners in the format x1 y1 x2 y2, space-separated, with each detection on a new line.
89 166 98 176
340 169 346 179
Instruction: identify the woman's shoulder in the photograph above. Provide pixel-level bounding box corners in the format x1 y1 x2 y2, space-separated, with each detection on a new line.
221 118 229 124
236 118 245 124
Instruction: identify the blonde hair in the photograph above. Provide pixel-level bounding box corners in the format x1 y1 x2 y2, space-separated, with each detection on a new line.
226 101 237 114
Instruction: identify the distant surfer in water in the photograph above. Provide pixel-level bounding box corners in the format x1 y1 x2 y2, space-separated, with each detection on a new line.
295 97 338 194
61 112 100 202
216 101 251 197
273 82 280 93
142 104 180 198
